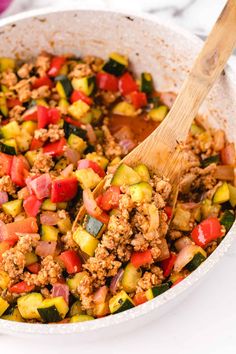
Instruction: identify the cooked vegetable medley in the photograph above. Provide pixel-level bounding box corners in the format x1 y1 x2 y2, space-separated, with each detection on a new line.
0 52 235 323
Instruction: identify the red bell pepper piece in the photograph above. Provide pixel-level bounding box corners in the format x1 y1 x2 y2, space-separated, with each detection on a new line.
64 116 82 127
130 249 153 268
48 107 61 124
7 98 22 108
191 217 223 248
119 72 138 95
27 262 41 274
0 241 11 262
171 277 185 288
164 206 173 220
59 250 82 274
29 173 52 200
22 107 38 122
160 252 177 277
51 177 78 203
37 105 49 129
2 217 38 246
11 155 30 187
0 153 13 176
77 159 105 178
96 72 119 92
23 195 42 217
30 138 44 151
133 292 148 306
48 56 66 77
97 186 120 211
70 90 93 105
32 76 53 89
129 91 147 109
43 137 67 157
9 281 35 294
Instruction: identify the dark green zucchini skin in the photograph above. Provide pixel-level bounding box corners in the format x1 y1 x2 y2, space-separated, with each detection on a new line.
103 58 126 77
85 215 105 238
186 253 206 272
0 141 16 155
201 154 220 168
113 299 134 314
55 75 73 98
220 210 235 231
151 283 170 297
63 121 87 140
37 305 62 323
140 73 153 94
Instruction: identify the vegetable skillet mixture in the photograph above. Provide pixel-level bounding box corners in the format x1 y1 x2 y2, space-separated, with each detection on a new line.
0 52 235 323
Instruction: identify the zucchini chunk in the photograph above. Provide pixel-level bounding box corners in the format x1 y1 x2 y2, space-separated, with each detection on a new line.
17 293 43 320
57 216 72 234
0 57 15 72
70 314 94 323
86 152 109 169
73 228 99 257
220 210 235 231
41 225 59 242
228 183 236 207
0 296 9 317
25 150 38 166
186 252 206 272
148 105 168 122
1 121 20 139
171 206 191 231
103 53 128 76
129 182 153 203
68 100 90 121
75 168 101 189
0 96 8 117
112 101 136 116
213 182 230 204
145 283 170 300
0 270 10 290
25 252 38 266
37 296 69 323
140 72 153 94
0 140 17 155
72 76 95 96
2 307 24 322
190 123 205 136
67 272 87 293
133 164 150 182
68 133 87 153
55 75 73 98
111 163 141 186
109 290 134 314
63 121 87 139
85 215 106 238
201 154 220 168
2 199 22 218
41 199 57 211
122 263 141 293
69 300 84 316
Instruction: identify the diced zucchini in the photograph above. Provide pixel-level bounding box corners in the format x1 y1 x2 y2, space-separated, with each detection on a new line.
75 168 101 189
57 202 67 209
140 72 153 94
55 157 68 171
93 301 110 317
0 96 8 117
17 293 43 320
68 133 87 153
70 314 94 323
133 164 150 182
148 105 168 122
220 210 235 231
109 156 121 166
122 263 141 293
73 228 99 257
112 101 136 116
69 300 84 316
102 52 128 76
41 199 57 211
25 150 38 166
59 98 69 112
41 225 59 242
63 121 87 139
201 199 221 219
67 271 87 292
0 140 17 155
129 182 153 203
68 100 90 121
0 57 15 72
172 206 191 231
190 123 204 136
79 111 92 124
145 283 170 300
2 199 22 217
186 252 206 272
16 131 32 152
1 121 20 139
25 252 38 266
21 121 37 136
37 297 69 323
201 154 219 168
213 182 230 204
86 152 109 169
198 131 212 152
35 99 48 107
55 75 73 98
1 85 9 93
111 164 141 186
91 108 102 123
2 307 24 322
85 215 106 238
109 290 134 314
57 216 72 234
228 183 236 207
0 297 9 317
0 270 10 289
72 76 95 96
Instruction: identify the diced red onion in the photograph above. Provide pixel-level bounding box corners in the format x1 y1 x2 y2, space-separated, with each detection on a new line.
64 147 80 165
29 173 52 200
174 245 205 272
175 237 193 252
119 139 136 154
35 241 57 257
215 165 234 180
93 286 108 304
61 164 74 178
86 124 97 144
0 191 8 206
52 283 69 304
83 189 102 218
110 269 124 295
221 143 236 165
40 211 60 226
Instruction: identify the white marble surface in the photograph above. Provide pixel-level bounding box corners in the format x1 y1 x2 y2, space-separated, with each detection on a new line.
1 1 236 354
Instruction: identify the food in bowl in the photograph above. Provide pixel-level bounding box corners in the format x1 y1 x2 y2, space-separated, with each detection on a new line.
0 52 235 323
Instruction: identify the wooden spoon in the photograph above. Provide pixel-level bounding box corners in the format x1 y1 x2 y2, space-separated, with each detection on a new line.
73 0 236 229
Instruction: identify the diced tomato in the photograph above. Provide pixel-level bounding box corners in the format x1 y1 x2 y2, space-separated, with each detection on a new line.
0 153 13 176
64 116 82 127
97 212 110 224
3 217 38 245
51 177 78 203
22 107 38 122
133 292 148 306
7 98 21 108
32 76 53 89
97 186 120 211
96 72 119 92
77 159 105 178
30 138 44 151
0 241 11 262
191 217 223 248
70 90 93 105
23 195 42 217
29 173 52 200
59 250 82 274
9 281 35 294
171 277 185 288
11 155 30 187
27 262 41 274
119 72 138 95
83 189 110 224
48 107 61 124
130 249 153 268
48 56 66 77
43 137 67 157
129 91 147 109
37 105 49 129
160 252 177 277
164 206 173 220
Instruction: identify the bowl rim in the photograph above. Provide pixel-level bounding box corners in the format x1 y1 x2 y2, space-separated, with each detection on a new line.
0 6 236 335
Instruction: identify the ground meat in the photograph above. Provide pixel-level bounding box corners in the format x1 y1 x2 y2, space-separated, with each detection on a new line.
9 105 26 122
1 70 17 87
76 271 94 311
16 233 40 253
96 91 120 105
13 79 31 102
35 52 51 77
83 55 104 72
101 125 122 159
0 175 16 194
68 63 92 79
31 85 51 100
17 63 33 79
31 152 54 173
61 231 77 249
0 212 13 223
57 209 67 219
1 248 25 279
34 124 64 142
205 241 218 255
136 269 163 292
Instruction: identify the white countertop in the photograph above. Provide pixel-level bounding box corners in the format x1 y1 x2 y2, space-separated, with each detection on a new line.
1 1 236 353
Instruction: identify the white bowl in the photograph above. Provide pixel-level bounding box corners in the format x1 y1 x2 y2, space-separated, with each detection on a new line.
0 7 236 339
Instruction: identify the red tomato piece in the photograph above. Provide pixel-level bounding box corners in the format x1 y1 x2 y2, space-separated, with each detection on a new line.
32 76 53 89
160 252 177 277
48 56 66 77
191 217 223 248
59 250 82 274
96 72 119 92
0 241 11 262
64 116 82 127
97 186 120 211
7 98 21 108
164 206 173 220
133 292 148 306
129 91 147 109
9 281 35 294
29 173 52 200
27 262 41 274
48 107 61 124
30 138 44 151
23 195 42 217
77 159 105 178
70 90 93 105
11 155 30 187
130 249 153 268
4 217 38 245
119 72 138 95
43 137 67 157
51 177 78 203
22 107 38 122
37 105 49 129
0 153 13 176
